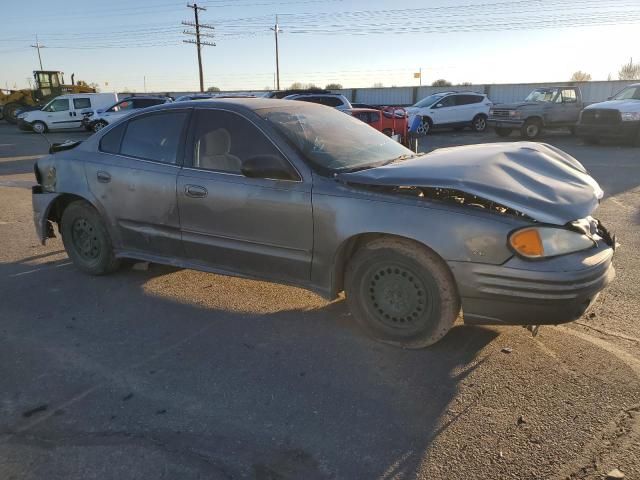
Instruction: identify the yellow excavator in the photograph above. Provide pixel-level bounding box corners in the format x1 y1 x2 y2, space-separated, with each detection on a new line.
0 71 95 124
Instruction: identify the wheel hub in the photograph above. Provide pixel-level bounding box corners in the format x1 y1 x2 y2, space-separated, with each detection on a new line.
71 218 100 259
368 266 426 327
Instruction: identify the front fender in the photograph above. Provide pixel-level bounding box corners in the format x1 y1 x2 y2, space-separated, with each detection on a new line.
31 187 62 244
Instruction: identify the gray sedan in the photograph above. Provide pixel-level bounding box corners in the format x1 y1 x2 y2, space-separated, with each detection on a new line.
32 99 615 348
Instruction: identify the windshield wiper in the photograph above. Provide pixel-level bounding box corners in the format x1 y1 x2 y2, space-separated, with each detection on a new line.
380 152 423 166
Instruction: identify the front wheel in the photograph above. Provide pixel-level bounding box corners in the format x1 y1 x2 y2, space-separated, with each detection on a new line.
32 121 47 134
92 120 108 132
61 200 120 275
416 117 431 135
521 119 542 139
472 114 487 132
345 238 460 349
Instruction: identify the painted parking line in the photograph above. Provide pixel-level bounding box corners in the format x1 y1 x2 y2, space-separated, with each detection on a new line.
9 261 72 278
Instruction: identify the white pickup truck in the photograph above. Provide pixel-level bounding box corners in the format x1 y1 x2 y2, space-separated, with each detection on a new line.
576 83 640 147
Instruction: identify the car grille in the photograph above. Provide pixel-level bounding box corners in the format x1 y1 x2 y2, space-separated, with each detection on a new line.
490 109 512 118
581 109 621 125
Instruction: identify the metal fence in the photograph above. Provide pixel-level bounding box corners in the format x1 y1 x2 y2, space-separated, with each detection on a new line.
144 80 637 106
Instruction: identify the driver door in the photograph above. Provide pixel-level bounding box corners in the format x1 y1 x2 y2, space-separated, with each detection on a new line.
429 95 457 126
177 108 314 284
43 98 77 129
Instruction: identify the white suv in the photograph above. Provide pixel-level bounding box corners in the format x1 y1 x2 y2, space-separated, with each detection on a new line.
406 91 492 134
283 93 352 111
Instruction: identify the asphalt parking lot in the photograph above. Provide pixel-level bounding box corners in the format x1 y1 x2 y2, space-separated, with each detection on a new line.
1 123 639 480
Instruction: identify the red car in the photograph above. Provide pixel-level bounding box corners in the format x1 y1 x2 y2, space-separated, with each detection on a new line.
348 107 408 143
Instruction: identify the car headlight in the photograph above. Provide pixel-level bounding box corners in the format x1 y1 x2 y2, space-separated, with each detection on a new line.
509 226 596 259
42 166 57 192
508 110 520 118
621 112 640 122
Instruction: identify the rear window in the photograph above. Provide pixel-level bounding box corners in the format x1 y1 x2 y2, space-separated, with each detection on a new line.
73 98 91 109
298 96 343 107
120 111 188 164
133 98 165 108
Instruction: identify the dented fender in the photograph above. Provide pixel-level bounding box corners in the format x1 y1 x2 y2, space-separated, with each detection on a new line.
32 186 62 244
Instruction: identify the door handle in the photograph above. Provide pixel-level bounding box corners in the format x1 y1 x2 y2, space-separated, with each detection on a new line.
97 171 111 183
185 184 207 198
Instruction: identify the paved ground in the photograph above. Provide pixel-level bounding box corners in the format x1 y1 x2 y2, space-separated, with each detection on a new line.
0 123 639 480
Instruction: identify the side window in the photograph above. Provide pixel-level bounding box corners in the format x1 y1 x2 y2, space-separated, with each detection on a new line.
120 111 188 164
99 122 127 154
44 99 70 112
133 99 163 108
191 109 293 176
73 98 91 109
562 89 577 103
353 112 368 122
436 96 455 108
370 112 381 122
111 100 133 112
321 97 342 107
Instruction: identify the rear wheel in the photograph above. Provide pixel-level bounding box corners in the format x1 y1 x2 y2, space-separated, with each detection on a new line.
61 200 120 275
345 238 460 349
31 121 47 134
2 102 22 124
416 117 432 135
521 118 542 139
472 114 487 132
495 127 512 137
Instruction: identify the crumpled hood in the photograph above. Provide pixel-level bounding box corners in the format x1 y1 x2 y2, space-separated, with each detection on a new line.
337 142 603 225
584 99 640 113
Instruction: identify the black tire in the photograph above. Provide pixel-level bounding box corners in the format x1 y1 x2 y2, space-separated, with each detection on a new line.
2 102 22 124
495 127 512 137
31 121 47 134
60 200 120 275
520 118 542 139
382 128 393 137
472 114 488 133
345 237 460 349
416 117 432 135
92 120 108 133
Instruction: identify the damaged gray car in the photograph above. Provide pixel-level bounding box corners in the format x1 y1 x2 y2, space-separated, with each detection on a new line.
32 99 615 348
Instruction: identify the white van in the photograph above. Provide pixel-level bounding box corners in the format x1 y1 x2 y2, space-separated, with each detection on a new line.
17 93 119 133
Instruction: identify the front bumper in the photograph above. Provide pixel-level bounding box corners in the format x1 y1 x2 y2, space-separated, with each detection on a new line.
449 243 615 326
576 121 640 140
32 186 61 244
488 118 525 128
17 118 33 131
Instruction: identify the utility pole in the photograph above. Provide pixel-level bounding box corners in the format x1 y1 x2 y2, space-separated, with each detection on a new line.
31 34 45 70
270 16 282 90
183 3 215 93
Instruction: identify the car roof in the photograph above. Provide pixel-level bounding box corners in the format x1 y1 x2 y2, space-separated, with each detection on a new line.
139 97 312 113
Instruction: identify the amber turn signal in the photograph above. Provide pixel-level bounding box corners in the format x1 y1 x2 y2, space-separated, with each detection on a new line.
509 228 544 257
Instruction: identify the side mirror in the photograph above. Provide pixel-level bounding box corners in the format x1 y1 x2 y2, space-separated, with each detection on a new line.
607 96 612 100
241 154 299 181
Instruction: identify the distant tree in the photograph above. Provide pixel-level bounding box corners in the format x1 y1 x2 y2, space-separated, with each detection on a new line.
264 85 271 90
619 58 640 80
459 81 473 86
207 86 221 92
570 71 592 82
288 82 318 90
325 83 343 90
431 79 452 87
372 82 384 88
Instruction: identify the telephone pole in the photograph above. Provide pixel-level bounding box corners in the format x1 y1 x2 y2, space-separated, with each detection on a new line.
270 16 282 90
183 3 215 92
31 34 45 70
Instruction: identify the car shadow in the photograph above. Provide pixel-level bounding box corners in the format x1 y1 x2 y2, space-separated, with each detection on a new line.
0 258 499 479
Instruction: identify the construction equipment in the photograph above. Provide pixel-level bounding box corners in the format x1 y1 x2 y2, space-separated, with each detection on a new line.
0 71 95 124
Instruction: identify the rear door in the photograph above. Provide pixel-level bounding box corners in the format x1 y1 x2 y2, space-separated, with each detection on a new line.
177 108 313 284
85 109 189 256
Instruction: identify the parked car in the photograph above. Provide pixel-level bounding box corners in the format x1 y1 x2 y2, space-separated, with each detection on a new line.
16 93 118 133
264 88 330 99
81 96 171 132
32 99 614 349
405 91 492 134
576 83 640 147
488 86 583 139
283 93 352 111
175 94 216 102
347 107 408 141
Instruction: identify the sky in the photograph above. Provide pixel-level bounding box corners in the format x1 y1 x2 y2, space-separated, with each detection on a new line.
1 0 639 93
